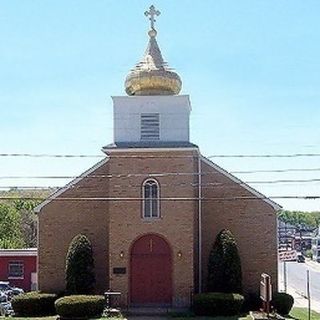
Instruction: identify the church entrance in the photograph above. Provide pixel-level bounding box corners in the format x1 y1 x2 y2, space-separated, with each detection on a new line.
130 234 172 306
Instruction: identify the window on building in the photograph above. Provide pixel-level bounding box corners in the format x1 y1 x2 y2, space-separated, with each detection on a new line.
141 113 160 140
8 261 24 278
143 179 160 218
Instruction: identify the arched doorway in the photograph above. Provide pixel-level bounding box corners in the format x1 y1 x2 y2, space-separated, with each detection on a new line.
130 234 172 306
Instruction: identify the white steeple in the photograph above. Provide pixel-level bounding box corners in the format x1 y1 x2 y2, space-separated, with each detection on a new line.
106 5 192 148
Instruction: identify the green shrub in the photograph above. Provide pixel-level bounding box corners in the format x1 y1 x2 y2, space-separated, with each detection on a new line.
66 234 95 294
55 295 105 319
271 292 294 315
207 229 242 293
241 292 261 312
193 292 244 316
305 249 313 259
11 292 57 317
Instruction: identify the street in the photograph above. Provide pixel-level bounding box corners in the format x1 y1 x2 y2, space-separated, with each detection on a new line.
279 260 320 312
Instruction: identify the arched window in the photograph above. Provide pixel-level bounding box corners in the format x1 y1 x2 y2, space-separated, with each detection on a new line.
142 179 160 218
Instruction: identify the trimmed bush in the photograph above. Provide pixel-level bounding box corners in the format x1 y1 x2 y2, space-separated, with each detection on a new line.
11 292 57 316
241 292 261 312
66 234 95 294
193 292 244 316
207 229 242 293
271 292 294 315
55 295 105 319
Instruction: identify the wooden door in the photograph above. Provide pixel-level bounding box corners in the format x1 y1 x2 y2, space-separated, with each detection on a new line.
130 234 172 305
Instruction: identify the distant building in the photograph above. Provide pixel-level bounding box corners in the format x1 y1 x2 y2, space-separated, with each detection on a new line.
312 227 320 262
0 248 37 291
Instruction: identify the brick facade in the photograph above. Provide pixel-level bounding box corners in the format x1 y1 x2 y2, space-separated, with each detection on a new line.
37 149 278 306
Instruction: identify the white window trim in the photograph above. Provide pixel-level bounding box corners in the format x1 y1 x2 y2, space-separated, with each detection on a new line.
8 261 24 279
142 179 160 219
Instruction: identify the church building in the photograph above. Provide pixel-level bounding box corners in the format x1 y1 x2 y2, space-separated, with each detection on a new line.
35 6 280 308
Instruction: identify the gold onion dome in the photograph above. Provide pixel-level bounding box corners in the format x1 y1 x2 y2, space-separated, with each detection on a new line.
125 6 182 96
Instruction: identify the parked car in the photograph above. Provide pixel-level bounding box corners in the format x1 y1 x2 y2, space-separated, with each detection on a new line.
297 253 305 263
0 291 8 303
0 291 13 317
0 281 24 297
0 301 14 317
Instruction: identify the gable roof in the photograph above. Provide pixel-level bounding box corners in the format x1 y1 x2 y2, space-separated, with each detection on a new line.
34 152 281 213
201 156 282 211
34 157 109 213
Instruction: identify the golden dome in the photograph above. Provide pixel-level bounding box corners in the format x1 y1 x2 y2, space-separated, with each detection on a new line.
125 7 182 96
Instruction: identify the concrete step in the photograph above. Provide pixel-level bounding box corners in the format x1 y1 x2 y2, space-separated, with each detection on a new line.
126 307 170 316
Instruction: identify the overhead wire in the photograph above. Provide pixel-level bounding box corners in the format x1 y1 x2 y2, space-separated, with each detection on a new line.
0 166 320 180
0 152 320 158
0 195 319 202
1 177 320 190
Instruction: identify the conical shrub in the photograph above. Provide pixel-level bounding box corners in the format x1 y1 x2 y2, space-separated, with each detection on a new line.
66 234 95 294
207 229 242 293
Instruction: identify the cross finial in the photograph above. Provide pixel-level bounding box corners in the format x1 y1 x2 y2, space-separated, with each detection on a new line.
144 5 160 31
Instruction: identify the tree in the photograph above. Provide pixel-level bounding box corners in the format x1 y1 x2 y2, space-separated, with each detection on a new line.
65 234 95 294
207 229 242 293
0 203 25 248
13 200 38 247
278 210 320 228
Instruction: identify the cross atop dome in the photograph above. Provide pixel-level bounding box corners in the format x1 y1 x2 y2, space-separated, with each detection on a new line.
144 5 160 31
124 5 182 96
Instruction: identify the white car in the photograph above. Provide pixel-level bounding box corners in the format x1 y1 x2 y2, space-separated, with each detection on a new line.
0 281 24 296
0 301 14 317
0 291 7 303
0 292 14 317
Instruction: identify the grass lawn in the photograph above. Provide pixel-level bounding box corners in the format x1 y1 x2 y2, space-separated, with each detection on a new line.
4 318 121 320
289 307 320 320
7 317 251 320
5 309 320 320
172 317 251 320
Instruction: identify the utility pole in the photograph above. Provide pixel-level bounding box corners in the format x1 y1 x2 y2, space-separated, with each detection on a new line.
283 261 287 293
307 270 311 320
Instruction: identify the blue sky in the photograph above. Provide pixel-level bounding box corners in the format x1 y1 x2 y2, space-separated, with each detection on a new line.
0 0 319 210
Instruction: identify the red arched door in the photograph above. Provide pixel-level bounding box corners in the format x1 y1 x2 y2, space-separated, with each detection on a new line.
130 234 172 305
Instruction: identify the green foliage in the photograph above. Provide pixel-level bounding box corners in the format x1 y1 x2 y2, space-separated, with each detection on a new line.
193 292 244 316
241 292 261 312
278 210 320 228
0 203 25 248
66 234 95 294
207 229 242 293
305 249 313 259
271 292 294 315
290 307 320 320
13 199 38 247
55 295 105 319
0 188 53 248
11 292 57 316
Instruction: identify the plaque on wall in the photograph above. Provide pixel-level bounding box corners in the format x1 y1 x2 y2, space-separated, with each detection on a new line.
113 267 126 274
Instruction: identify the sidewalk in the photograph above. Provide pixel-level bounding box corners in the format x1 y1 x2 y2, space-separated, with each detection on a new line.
305 258 320 273
278 265 320 313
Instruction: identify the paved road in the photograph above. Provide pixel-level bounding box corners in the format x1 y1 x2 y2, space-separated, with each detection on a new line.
279 260 320 306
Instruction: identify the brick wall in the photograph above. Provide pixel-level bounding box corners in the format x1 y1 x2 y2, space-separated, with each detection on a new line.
200 158 278 294
106 149 198 307
38 150 278 304
38 160 110 293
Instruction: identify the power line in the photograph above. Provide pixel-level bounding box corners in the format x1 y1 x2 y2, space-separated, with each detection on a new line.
232 168 320 174
0 195 319 202
208 153 320 158
1 177 320 190
0 153 103 158
0 152 320 158
1 167 320 180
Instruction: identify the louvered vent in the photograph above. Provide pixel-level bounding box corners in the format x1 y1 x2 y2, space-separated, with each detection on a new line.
141 113 160 140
